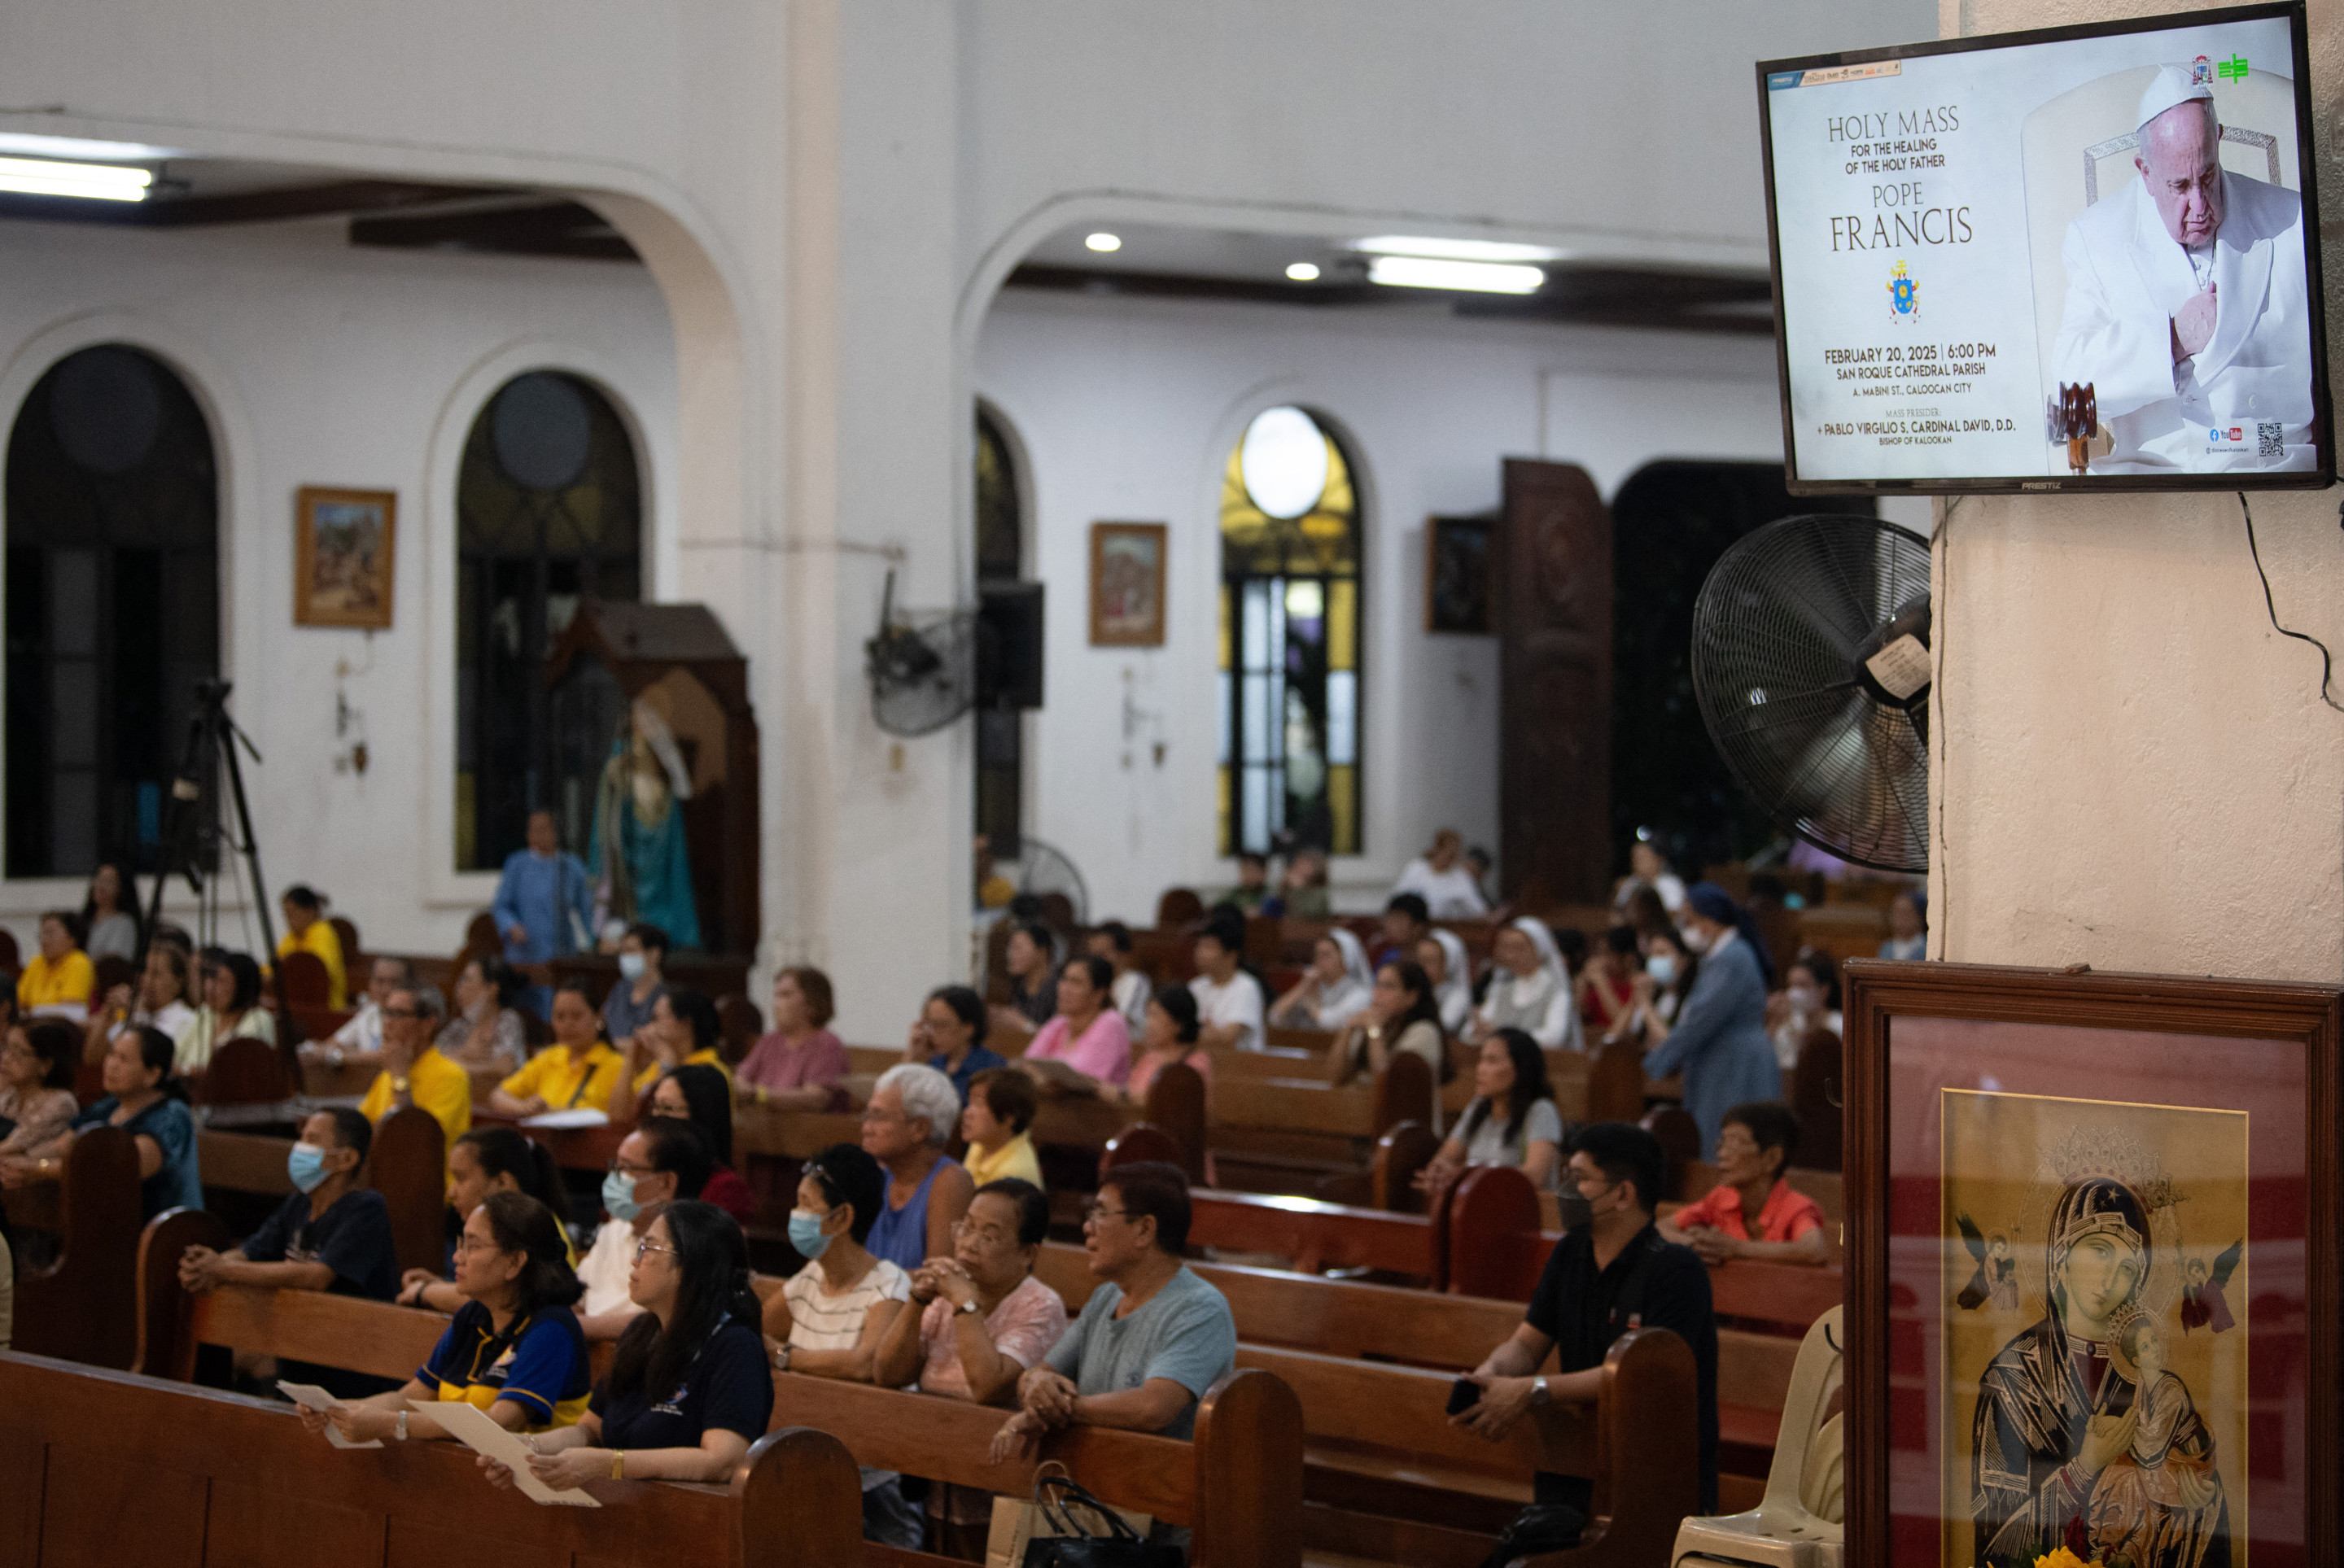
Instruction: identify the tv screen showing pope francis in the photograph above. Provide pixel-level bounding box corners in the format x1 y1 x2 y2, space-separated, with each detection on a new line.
1760 3 2330 492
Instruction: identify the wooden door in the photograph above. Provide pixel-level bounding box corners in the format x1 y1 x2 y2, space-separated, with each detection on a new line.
1498 459 1612 906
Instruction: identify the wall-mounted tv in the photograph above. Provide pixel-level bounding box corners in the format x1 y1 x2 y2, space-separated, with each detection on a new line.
1757 2 2330 494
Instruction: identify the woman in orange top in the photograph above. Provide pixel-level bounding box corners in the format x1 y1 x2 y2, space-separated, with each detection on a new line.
1659 1099 1829 1265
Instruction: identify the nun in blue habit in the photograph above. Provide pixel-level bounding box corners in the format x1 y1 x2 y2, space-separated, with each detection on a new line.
1642 881 1782 1149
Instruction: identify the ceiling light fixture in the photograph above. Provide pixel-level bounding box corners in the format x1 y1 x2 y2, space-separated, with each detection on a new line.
0 155 153 203
1367 255 1544 295
1284 262 1322 282
1084 231 1122 253
1354 234 1563 264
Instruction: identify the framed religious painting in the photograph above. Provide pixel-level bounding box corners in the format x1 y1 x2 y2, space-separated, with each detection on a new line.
294 486 396 629
1424 513 1492 634
1843 960 2340 1568
1089 521 1166 647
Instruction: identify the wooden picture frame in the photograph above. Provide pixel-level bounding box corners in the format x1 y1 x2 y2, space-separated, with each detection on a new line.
1424 513 1493 634
294 487 397 630
1843 959 2340 1568
1089 521 1166 647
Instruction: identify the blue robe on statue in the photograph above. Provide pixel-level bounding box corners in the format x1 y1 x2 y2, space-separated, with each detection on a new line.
589 748 702 951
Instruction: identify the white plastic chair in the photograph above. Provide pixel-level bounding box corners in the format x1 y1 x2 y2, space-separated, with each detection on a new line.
1670 1304 1844 1568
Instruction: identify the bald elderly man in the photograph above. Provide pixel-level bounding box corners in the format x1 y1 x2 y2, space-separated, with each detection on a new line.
2049 64 2316 473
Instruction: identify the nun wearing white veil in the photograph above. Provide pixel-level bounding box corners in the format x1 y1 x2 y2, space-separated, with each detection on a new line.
1267 928 1375 1031
1424 928 1474 1036
1473 917 1584 1051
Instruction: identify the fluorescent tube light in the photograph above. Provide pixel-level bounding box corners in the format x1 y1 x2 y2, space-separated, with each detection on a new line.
1284 262 1321 282
1367 255 1544 295
1354 234 1563 264
1084 231 1122 253
0 155 153 203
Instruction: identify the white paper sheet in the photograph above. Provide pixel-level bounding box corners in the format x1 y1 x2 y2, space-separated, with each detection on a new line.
275 1380 383 1448
411 1399 601 1507
518 1108 611 1130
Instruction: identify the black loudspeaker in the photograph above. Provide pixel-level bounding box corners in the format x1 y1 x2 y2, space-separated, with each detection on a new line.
977 582 1045 710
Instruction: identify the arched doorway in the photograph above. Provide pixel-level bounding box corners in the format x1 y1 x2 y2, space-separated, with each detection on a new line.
6 343 219 878
454 369 644 870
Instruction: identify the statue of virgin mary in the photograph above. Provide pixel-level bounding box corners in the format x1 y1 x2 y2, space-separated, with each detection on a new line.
588 699 702 950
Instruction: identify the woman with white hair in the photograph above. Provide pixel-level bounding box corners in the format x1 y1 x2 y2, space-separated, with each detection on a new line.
859 1062 974 1272
1267 929 1373 1031
1472 918 1584 1052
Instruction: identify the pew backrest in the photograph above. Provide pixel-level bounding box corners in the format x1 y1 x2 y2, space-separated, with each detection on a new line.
11 1125 142 1369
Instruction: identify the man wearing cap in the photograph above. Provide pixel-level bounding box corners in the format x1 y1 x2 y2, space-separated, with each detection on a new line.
2049 64 2316 473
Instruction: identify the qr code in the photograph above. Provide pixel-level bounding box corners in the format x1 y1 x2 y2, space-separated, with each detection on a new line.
2259 421 2285 459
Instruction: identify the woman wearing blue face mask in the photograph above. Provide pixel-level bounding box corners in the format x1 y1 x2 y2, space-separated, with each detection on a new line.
599 922 670 1055
177 1105 400 1396
1640 883 1781 1149
759 1141 923 1548
575 1118 711 1343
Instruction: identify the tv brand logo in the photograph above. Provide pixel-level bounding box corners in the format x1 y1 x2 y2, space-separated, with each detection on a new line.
1886 259 1920 321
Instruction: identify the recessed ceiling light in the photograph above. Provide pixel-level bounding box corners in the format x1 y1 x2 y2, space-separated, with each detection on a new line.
1084 231 1122 253
1366 255 1544 295
0 155 153 203
1355 234 1564 264
1284 262 1322 282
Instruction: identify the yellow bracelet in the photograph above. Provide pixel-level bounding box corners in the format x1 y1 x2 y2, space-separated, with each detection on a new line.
610 1449 625 1481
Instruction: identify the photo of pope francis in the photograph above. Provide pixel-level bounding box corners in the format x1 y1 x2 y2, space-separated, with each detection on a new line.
2049 64 2317 473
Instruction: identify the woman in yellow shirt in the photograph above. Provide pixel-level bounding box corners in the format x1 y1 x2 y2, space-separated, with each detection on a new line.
960 1066 1044 1188
622 986 731 1112
17 911 95 1019
275 885 347 1009
488 982 626 1118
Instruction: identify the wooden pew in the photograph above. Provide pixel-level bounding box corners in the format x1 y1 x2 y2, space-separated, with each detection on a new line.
1207 1053 1434 1197
1187 1186 1444 1286
10 1125 142 1368
141 1272 1307 1568
0 1350 863 1568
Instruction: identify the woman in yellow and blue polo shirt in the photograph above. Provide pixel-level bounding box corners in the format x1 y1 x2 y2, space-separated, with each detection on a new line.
296 1190 590 1445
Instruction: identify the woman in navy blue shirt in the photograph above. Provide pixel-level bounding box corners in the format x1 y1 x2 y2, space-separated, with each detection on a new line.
488 1199 772 1487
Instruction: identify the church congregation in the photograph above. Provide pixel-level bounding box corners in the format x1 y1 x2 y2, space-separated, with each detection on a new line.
7 1 2331 1566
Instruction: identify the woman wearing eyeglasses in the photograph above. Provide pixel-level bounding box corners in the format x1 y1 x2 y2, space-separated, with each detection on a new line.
874 1177 1068 1555
482 1199 772 1489
300 1190 589 1445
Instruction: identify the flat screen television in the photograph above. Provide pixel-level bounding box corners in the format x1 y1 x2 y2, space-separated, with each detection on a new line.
1757 2 2330 493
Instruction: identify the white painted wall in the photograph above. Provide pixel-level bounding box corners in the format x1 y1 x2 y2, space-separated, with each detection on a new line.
0 0 1943 1037
977 290 1790 924
1931 0 2344 982
0 217 680 959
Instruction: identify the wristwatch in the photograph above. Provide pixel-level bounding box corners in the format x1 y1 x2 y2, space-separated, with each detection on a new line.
395 1411 409 1441
1528 1378 1552 1409
956 1298 982 1317
773 1342 794 1372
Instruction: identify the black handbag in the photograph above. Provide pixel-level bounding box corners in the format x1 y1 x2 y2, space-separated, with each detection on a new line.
1020 1474 1184 1567
1476 1501 1587 1568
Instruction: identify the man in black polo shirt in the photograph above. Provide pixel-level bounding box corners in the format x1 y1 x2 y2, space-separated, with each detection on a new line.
1454 1120 1719 1517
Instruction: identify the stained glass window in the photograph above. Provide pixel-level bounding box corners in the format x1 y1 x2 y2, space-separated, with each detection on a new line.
6 345 219 878
455 371 642 870
1218 406 1361 856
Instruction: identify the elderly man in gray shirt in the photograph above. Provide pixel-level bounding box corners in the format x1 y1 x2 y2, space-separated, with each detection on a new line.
991 1161 1236 1453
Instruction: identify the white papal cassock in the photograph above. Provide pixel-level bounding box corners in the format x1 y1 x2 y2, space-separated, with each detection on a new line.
2050 169 2316 473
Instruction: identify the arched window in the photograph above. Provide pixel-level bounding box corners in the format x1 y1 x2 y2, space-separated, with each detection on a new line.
973 404 1025 854
456 371 642 870
6 344 218 878
1218 406 1362 856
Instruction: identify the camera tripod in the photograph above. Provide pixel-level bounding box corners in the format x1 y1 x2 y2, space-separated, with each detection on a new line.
141 678 276 960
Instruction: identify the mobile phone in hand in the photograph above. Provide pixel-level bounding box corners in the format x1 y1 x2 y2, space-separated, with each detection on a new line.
1446 1377 1481 1416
